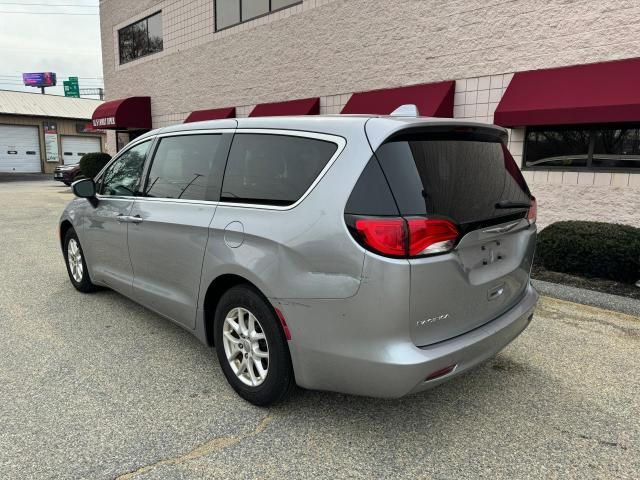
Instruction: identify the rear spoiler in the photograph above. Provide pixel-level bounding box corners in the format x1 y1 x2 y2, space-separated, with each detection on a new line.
364 117 508 152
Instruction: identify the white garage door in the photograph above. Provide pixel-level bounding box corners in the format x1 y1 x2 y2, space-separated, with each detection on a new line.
61 136 102 165
0 125 41 173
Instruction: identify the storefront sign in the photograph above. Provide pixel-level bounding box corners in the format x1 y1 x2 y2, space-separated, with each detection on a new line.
92 116 116 128
43 121 59 163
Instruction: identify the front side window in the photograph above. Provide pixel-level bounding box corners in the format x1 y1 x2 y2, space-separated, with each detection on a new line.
524 124 640 171
221 134 338 206
144 134 227 201
118 12 163 65
100 140 151 196
215 0 301 30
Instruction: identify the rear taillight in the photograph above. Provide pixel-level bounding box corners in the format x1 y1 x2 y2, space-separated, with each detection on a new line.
355 218 406 257
353 217 459 258
407 219 459 256
527 196 537 224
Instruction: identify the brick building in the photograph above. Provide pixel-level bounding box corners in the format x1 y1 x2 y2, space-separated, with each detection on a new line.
96 0 640 227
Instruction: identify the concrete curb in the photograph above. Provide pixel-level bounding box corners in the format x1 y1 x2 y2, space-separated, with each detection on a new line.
532 279 640 317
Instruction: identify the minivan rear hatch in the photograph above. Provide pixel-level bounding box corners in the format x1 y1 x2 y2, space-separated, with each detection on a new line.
371 123 536 346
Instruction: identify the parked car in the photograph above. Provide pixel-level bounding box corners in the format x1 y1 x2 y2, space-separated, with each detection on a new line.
59 110 539 405
53 163 82 186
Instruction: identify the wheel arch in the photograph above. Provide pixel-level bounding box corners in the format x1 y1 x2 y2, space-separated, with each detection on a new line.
59 219 74 250
203 273 278 347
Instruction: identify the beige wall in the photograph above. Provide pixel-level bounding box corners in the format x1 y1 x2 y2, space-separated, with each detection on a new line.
0 115 106 174
100 0 640 227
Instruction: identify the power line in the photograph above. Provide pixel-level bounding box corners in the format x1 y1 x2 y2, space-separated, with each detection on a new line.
0 10 98 14
0 74 103 79
0 2 97 6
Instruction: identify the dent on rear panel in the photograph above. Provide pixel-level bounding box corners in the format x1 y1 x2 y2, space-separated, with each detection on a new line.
245 230 364 299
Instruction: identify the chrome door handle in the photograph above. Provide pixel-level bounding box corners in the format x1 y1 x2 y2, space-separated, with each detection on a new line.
116 214 143 223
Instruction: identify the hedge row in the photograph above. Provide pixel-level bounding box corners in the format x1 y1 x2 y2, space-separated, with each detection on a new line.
537 221 640 284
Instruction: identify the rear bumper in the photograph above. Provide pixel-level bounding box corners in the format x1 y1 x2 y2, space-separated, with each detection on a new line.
281 283 538 398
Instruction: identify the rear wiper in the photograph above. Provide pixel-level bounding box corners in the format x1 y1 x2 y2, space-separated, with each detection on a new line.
495 200 530 209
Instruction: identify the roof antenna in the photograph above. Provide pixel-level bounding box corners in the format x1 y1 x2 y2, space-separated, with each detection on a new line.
390 104 419 117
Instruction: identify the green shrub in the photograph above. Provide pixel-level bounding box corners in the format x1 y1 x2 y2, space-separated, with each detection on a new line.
537 221 640 284
79 152 111 179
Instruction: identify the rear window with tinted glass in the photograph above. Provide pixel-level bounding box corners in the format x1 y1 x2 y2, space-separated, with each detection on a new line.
376 131 531 227
221 133 338 206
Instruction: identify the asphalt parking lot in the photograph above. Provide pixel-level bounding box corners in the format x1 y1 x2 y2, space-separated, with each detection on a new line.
0 178 638 479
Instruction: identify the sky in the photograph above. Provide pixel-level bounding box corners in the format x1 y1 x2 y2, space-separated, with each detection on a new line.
0 0 103 98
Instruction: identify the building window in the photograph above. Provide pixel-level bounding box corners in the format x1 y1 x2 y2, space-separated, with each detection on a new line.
215 0 301 31
118 12 163 65
524 124 640 171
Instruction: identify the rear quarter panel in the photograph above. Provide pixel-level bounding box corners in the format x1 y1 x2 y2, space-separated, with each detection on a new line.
199 129 373 303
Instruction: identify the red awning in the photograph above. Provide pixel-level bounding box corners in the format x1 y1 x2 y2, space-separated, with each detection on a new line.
184 107 236 123
249 97 320 117
91 96 152 130
341 81 455 116
495 58 640 127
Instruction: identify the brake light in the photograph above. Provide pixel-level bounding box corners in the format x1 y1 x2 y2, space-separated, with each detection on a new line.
527 196 537 224
355 218 406 256
407 219 459 256
353 218 458 257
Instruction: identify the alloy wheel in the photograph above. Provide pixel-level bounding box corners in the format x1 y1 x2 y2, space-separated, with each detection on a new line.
222 307 269 387
67 238 83 283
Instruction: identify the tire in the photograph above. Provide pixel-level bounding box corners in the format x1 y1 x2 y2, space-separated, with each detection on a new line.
214 285 294 406
63 228 98 293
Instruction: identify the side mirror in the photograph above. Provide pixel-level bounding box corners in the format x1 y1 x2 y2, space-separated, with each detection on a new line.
72 178 96 199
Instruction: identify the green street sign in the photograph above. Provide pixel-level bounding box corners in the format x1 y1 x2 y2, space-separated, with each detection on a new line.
63 79 80 98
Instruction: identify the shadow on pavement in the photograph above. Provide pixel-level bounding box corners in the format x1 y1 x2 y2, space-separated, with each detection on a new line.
0 173 51 182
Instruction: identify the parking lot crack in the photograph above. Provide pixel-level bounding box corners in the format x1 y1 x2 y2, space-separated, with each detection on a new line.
114 414 273 479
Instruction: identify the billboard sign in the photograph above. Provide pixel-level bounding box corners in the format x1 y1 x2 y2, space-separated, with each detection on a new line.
22 72 57 88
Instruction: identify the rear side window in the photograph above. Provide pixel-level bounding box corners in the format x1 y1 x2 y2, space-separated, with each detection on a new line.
376 131 531 228
144 134 228 201
221 133 338 206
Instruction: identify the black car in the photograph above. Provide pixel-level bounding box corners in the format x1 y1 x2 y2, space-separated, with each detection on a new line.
53 164 81 186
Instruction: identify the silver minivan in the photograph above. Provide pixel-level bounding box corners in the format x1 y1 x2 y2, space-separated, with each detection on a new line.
60 112 538 405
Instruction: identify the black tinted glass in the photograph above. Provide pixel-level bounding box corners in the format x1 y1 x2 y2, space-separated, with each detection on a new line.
101 141 151 196
593 127 640 169
345 157 399 216
524 128 590 168
145 134 225 201
221 134 338 206
376 132 530 226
